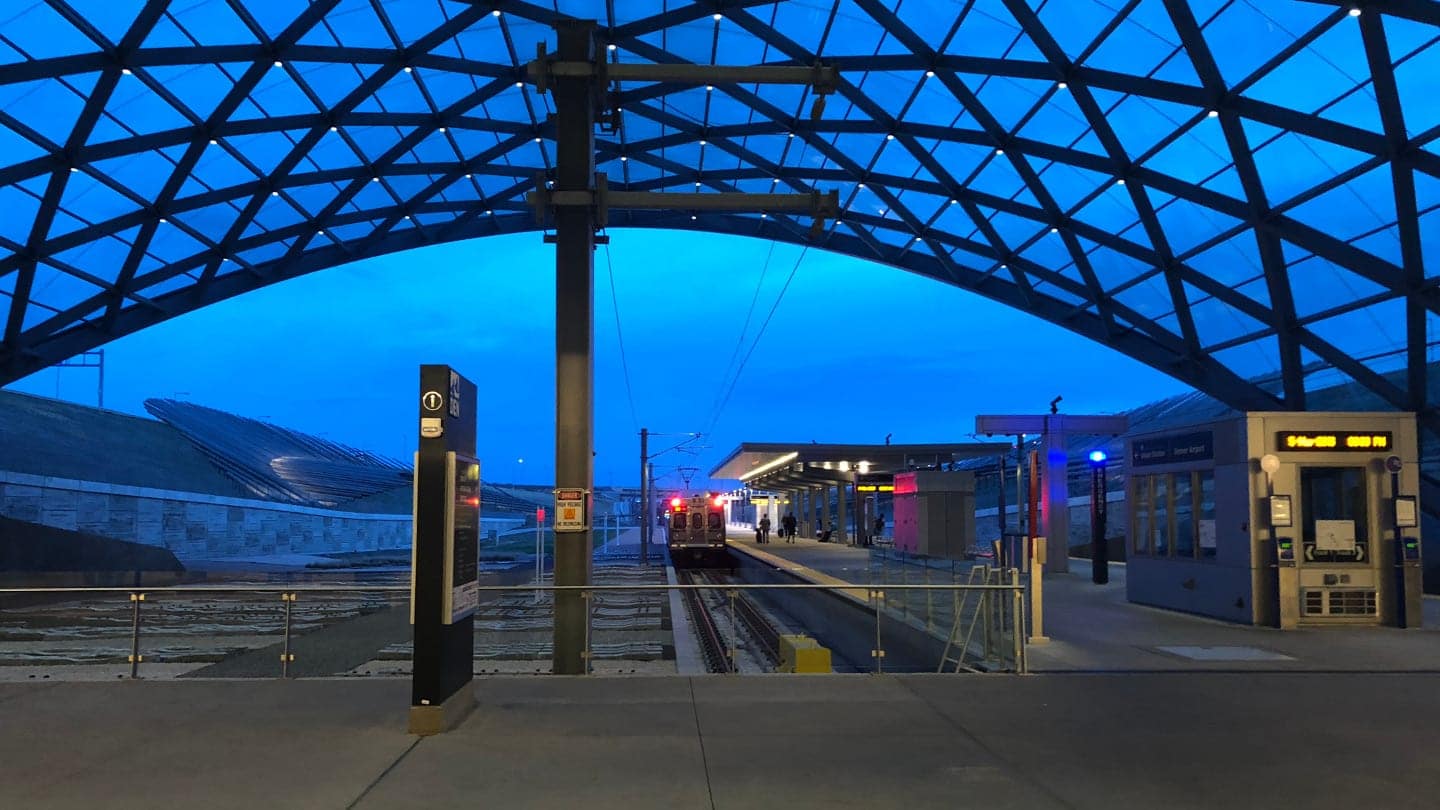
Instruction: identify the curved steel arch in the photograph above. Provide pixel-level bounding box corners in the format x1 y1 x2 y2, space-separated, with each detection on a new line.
0 0 1435 426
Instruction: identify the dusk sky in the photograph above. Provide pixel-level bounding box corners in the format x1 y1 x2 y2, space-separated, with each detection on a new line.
8 229 1193 489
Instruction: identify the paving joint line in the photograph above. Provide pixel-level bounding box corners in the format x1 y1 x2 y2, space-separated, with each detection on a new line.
687 677 718 810
892 676 1079 810
346 735 422 809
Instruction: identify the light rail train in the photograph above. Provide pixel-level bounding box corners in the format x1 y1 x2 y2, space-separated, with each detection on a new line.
666 493 728 566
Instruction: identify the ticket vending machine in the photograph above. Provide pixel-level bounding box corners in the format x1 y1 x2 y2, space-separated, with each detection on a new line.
1252 414 1423 629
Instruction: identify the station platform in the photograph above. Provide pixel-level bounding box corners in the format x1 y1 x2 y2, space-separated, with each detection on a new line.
727 535 1440 673
5 673 1439 809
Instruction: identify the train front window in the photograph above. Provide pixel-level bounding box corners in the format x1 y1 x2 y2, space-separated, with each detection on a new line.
690 512 705 530
708 513 723 531
670 513 687 531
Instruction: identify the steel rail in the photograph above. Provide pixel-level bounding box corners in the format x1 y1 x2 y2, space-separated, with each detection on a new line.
691 570 782 667
676 570 733 674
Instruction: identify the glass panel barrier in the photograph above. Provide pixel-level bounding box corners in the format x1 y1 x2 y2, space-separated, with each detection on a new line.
0 579 1027 679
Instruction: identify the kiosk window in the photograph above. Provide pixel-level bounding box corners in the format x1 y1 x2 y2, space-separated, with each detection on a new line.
1152 475 1170 556
1198 471 1216 559
1132 476 1151 556
1174 474 1195 559
1300 467 1368 563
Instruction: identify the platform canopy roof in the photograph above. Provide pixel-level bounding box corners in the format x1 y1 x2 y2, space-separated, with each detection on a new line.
709 440 1008 486
0 1 1437 429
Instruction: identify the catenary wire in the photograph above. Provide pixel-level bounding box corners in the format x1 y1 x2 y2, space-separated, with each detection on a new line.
702 239 779 435
602 242 640 432
704 242 810 438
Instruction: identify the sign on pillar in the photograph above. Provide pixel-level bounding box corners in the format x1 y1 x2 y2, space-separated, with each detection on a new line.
554 488 589 532
410 365 480 736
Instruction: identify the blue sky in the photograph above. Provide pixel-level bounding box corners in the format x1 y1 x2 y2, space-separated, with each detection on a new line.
9 229 1193 488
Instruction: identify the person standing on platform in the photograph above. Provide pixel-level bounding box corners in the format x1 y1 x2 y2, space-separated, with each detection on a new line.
873 514 885 546
759 514 771 544
783 512 797 543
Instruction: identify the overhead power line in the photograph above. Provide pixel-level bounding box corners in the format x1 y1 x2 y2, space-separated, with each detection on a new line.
602 243 640 432
703 239 779 433
704 242 811 437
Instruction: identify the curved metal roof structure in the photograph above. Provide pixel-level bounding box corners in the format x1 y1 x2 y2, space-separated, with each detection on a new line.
0 1 1437 426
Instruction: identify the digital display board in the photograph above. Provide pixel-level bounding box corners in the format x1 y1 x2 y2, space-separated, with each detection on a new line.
1276 431 1392 452
447 455 480 623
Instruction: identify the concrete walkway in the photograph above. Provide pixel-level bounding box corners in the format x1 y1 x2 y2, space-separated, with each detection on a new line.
3 674 1438 809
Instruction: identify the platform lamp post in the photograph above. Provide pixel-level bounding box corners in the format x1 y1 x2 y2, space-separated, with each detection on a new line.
1088 449 1109 585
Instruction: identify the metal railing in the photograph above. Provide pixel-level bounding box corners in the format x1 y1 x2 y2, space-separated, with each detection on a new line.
0 580 1027 678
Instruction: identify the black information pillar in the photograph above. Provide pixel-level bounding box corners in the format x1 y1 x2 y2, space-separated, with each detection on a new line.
410 364 479 735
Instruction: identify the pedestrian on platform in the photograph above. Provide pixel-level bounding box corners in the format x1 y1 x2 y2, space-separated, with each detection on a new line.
873 513 885 545
783 512 797 543
758 515 771 544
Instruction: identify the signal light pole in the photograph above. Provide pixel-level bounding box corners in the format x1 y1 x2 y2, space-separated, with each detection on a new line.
1089 449 1109 585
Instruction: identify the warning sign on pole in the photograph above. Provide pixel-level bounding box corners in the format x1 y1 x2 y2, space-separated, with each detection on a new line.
554 489 588 532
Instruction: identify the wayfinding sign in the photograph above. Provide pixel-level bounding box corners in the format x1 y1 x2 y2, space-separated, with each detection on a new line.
554 488 588 532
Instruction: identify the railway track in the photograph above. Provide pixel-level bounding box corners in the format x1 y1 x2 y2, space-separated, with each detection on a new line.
677 570 732 672
677 569 782 673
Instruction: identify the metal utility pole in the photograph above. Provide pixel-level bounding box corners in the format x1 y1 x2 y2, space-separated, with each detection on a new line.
525 19 840 674
547 21 597 675
639 427 649 565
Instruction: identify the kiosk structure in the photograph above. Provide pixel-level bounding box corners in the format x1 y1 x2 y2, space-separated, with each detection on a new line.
1125 412 1423 628
409 364 480 734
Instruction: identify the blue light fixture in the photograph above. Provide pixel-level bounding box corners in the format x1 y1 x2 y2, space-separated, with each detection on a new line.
1088 450 1107 465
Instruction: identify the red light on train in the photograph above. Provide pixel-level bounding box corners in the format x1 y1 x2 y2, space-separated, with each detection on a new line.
670 497 682 508
712 496 725 507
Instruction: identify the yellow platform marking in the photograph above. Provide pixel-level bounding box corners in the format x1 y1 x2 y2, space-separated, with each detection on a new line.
728 541 873 606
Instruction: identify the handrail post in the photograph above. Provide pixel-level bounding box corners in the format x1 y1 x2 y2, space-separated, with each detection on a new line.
127 592 145 679
1011 569 1027 673
924 564 933 632
581 589 593 674
280 592 297 678
871 588 885 674
983 580 995 662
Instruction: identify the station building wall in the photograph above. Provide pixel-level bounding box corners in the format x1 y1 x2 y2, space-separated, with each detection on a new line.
0 469 514 560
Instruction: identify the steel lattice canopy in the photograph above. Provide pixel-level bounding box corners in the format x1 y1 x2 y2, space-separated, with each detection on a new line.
0 1 1437 429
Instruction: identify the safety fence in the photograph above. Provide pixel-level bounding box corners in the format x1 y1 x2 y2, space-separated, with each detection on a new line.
867 547 1027 672
0 579 1026 679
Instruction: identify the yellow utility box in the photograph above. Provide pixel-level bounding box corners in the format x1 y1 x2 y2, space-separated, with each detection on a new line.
778 634 832 673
